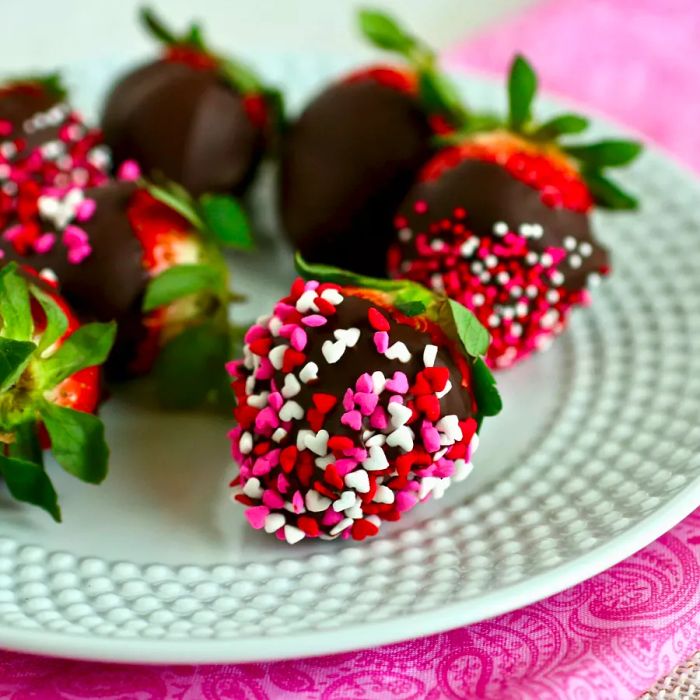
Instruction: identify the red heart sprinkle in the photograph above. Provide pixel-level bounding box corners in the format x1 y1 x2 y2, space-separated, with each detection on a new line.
416 395 441 422
248 337 272 356
280 446 298 473
368 307 390 331
312 393 337 414
283 348 306 373
324 464 344 490
306 408 325 432
328 435 354 452
351 519 379 541
297 515 320 537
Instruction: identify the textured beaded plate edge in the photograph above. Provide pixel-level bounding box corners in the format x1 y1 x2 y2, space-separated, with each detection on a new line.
0 53 699 664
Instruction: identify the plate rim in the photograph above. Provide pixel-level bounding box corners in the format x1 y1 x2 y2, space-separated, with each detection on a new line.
1 57 700 665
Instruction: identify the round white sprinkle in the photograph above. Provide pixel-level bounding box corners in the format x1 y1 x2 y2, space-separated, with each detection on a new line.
569 254 582 269
579 242 593 257
540 253 554 267
564 236 577 251
472 293 485 306
398 228 413 242
493 221 509 236
488 314 500 327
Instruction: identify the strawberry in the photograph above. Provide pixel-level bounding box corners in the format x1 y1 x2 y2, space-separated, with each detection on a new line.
0 179 251 408
0 75 110 235
388 54 643 368
279 9 465 277
227 255 501 544
101 7 283 198
0 263 115 521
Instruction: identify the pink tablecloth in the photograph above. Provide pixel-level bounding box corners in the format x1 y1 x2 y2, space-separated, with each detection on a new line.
3 0 700 697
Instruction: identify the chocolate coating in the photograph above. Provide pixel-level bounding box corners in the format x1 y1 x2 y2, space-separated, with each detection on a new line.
0 182 148 374
102 60 264 197
279 79 433 277
396 159 608 291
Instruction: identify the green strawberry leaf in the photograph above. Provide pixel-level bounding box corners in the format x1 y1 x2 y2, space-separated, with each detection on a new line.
0 263 32 341
31 286 69 354
472 357 502 421
40 402 109 484
508 54 537 132
218 57 264 95
418 69 469 124
9 421 44 465
5 73 67 100
394 300 427 317
532 113 589 140
146 182 204 230
198 194 253 249
0 453 61 522
140 6 178 45
39 321 116 388
0 338 36 392
357 8 418 56
436 298 490 358
582 169 639 210
143 264 223 312
154 322 230 409
186 22 206 50
564 139 643 168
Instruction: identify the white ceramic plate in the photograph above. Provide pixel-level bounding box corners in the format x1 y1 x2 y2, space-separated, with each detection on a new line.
1 54 700 664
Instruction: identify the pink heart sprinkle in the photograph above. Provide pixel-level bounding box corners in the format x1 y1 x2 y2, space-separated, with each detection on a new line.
374 331 389 354
290 327 307 351
369 406 388 430
354 392 378 416
255 407 279 433
225 360 241 377
346 448 367 462
334 459 359 476
321 509 343 526
33 232 56 254
3 224 23 241
292 490 304 513
76 198 96 221
244 324 268 344
355 373 373 393
343 388 355 411
277 472 291 493
274 302 296 320
67 244 91 264
301 314 327 327
268 392 283 411
421 422 441 453
244 505 269 529
63 224 89 247
266 449 281 467
341 410 362 431
262 490 285 509
388 395 404 404
117 159 141 181
255 358 274 380
385 371 409 394
395 492 418 512
252 456 273 476
304 280 319 290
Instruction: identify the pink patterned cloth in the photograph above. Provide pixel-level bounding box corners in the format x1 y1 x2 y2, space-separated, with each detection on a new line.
3 0 700 697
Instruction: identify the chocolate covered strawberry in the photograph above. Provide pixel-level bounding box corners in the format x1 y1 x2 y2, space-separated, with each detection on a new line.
228 256 501 544
102 7 282 198
388 55 643 368
0 178 250 407
0 75 110 236
279 9 469 276
0 264 115 521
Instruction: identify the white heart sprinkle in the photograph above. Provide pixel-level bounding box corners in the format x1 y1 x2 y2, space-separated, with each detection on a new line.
333 491 357 512
299 362 319 383
419 476 440 500
279 401 303 422
334 327 360 347
306 490 332 512
423 344 438 368
322 339 346 365
373 485 395 504
296 429 313 451
386 425 414 453
366 514 381 528
268 317 283 337
432 477 451 499
436 379 452 399
315 455 335 469
320 288 344 305
363 445 389 471
453 459 474 481
344 503 364 520
238 432 253 455
246 392 269 409
264 513 286 533
388 402 412 428
281 374 301 398
245 375 256 394
295 289 318 313
330 517 354 537
385 341 411 363
284 524 306 544
371 371 386 394
268 344 287 370
436 415 462 442
272 428 288 443
304 429 329 456
345 470 370 493
365 433 386 448
243 477 263 499
434 447 449 459
470 433 480 455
